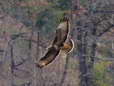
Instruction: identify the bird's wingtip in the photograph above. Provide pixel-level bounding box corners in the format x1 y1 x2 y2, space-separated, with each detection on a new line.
35 63 44 69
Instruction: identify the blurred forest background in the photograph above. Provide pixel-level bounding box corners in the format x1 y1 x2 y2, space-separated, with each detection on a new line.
0 0 114 86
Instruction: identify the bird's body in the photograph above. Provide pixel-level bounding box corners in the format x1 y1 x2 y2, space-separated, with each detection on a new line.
61 38 74 54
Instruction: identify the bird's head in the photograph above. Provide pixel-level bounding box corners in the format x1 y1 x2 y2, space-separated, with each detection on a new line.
60 13 69 22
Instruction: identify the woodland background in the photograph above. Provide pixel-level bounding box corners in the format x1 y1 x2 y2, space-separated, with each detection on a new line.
0 0 114 86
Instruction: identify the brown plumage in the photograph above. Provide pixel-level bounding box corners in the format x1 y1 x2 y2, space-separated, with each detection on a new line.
61 38 74 54
36 15 74 68
36 46 60 68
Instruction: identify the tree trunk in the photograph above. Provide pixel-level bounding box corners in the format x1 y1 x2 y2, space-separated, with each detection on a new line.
77 27 89 86
87 25 97 86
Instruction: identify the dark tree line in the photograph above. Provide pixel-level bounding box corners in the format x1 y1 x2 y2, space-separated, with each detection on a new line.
72 0 114 86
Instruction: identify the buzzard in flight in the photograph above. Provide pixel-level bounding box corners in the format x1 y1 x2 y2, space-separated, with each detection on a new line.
36 16 74 68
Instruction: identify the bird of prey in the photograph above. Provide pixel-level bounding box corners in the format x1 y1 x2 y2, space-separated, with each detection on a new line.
36 15 74 68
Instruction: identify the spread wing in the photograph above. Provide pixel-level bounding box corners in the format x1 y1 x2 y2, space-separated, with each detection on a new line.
52 21 69 48
36 46 60 68
36 17 70 68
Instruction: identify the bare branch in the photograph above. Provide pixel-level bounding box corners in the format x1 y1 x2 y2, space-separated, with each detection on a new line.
13 81 31 86
13 67 30 78
11 33 27 40
98 24 114 37
95 57 114 61
14 57 27 67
